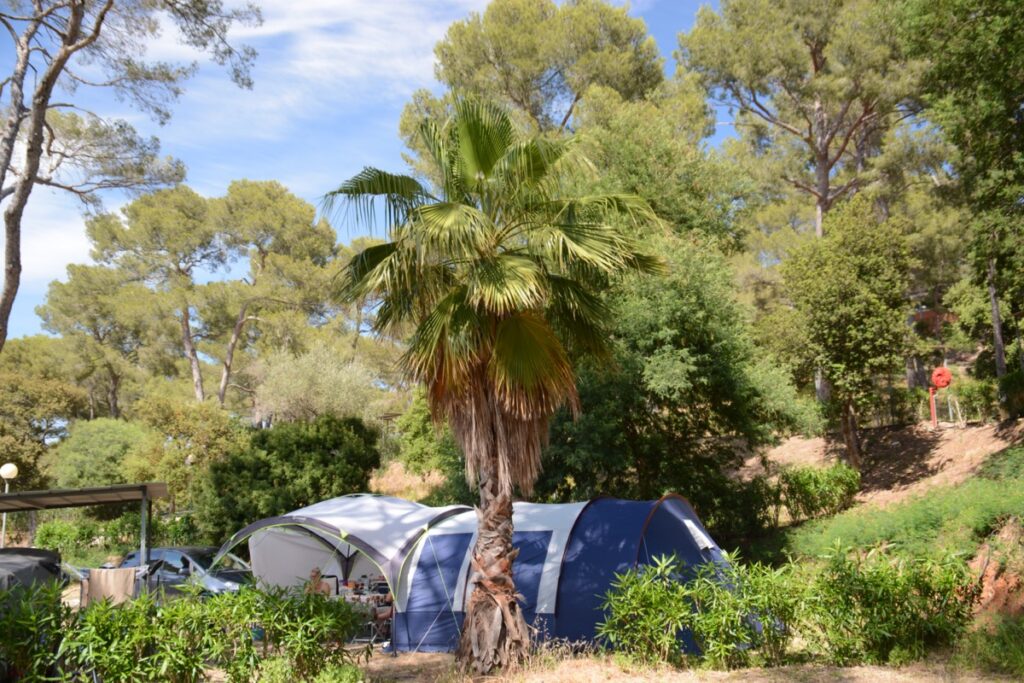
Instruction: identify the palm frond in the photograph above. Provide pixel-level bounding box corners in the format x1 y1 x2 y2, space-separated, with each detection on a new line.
452 98 516 191
322 167 434 230
409 202 495 258
489 311 578 419
465 254 547 315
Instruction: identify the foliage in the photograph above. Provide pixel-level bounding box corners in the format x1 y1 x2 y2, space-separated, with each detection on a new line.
950 377 1000 423
0 583 361 683
394 389 475 506
681 0 921 235
782 196 911 465
253 343 392 424
598 548 976 670
118 397 250 510
806 546 978 665
598 554 801 669
953 616 1024 678
0 0 260 350
0 370 87 491
424 0 662 132
779 463 860 522
194 416 380 542
978 445 1024 482
45 418 155 491
0 582 71 681
35 518 99 559
786 475 1024 559
538 236 815 541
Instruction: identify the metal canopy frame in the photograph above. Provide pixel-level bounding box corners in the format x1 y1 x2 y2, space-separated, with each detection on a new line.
0 482 169 567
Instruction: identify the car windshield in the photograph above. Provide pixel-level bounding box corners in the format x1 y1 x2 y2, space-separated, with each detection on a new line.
188 549 250 572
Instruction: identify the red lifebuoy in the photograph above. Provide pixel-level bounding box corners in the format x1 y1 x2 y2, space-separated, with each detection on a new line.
931 366 952 389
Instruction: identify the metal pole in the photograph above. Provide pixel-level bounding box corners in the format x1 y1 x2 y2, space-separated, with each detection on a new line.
139 488 149 594
0 480 8 549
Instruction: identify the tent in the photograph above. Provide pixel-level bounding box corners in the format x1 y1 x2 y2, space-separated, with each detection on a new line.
213 493 728 652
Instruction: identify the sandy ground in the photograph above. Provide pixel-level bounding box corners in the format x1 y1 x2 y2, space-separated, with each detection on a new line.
741 421 1023 508
362 652 1014 682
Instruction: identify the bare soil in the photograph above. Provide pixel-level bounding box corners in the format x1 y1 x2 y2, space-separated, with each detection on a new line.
970 519 1024 628
363 652 1013 682
741 421 1024 508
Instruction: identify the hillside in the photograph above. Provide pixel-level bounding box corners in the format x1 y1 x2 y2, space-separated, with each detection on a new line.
743 421 1024 507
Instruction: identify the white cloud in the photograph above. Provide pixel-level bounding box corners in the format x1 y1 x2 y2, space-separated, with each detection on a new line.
1 189 92 286
139 0 490 144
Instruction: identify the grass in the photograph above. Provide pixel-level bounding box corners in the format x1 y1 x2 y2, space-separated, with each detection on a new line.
953 616 1024 678
746 444 1024 562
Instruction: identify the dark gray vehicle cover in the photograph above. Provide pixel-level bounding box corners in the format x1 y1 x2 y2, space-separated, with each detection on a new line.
0 548 61 589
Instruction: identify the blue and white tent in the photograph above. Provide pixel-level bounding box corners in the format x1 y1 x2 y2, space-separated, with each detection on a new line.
214 494 727 652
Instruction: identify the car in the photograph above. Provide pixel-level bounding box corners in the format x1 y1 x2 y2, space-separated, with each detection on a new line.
119 546 252 595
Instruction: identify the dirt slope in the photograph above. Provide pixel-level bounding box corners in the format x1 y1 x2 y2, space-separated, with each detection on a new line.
742 421 1023 507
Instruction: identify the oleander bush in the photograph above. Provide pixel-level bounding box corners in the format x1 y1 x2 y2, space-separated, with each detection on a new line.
0 584 362 682
598 547 977 669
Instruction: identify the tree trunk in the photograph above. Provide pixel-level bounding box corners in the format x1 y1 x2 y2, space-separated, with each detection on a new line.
840 401 862 470
457 441 529 673
106 368 121 418
180 304 205 402
217 302 251 406
987 256 1007 379
0 5 90 352
814 367 832 403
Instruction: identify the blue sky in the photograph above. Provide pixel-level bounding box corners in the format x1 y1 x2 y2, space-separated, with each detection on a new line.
6 0 713 339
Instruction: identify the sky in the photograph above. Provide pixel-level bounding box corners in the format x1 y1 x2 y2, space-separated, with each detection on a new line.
5 0 714 339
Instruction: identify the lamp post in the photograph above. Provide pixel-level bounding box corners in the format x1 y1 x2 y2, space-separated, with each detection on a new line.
0 462 17 549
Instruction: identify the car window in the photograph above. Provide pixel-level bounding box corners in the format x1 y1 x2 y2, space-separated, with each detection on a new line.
120 552 139 568
161 551 187 573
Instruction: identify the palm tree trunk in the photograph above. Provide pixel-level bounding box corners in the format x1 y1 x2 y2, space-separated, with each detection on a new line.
457 433 529 672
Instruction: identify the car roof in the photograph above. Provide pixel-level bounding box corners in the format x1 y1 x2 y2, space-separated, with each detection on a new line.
126 546 218 556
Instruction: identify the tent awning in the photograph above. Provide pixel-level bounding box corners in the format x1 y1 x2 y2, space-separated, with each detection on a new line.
0 482 168 513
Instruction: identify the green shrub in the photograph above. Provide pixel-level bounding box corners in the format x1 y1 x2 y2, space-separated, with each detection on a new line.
2 584 360 682
951 377 998 422
598 548 976 670
806 545 978 665
954 616 1024 677
597 554 801 669
788 476 1024 558
312 663 365 683
779 463 860 522
0 582 71 681
35 518 98 557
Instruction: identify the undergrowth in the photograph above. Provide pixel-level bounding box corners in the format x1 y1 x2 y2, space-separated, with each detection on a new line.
770 443 1024 560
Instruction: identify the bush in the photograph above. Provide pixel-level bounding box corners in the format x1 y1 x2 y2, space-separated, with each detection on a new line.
597 554 801 669
807 545 979 665
779 463 860 522
598 548 976 670
954 616 1024 677
951 377 999 422
194 415 381 542
0 582 71 681
35 518 98 557
1 584 361 682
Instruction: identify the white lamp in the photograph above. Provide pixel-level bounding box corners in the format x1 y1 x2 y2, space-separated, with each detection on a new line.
1 462 17 549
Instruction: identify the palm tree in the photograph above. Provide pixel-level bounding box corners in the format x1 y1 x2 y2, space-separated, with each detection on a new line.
326 99 660 673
